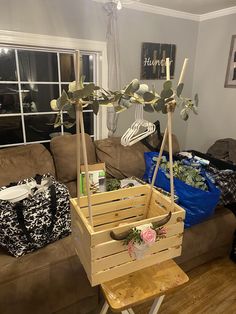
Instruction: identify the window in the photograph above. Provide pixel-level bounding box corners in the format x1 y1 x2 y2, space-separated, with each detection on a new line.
0 46 99 148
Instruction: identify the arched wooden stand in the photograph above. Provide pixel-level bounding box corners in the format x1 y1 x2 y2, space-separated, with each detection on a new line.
70 51 187 287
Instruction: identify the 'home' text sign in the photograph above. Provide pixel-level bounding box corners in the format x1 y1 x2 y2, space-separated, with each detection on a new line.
141 42 176 80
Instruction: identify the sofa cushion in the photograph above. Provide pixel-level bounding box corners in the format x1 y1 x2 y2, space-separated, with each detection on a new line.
0 236 98 314
0 144 55 187
50 134 97 184
94 137 150 179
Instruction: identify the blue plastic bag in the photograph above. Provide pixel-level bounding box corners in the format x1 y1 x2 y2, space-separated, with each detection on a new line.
143 152 221 228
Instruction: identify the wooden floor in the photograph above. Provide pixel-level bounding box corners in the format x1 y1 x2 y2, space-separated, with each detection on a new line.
101 257 236 314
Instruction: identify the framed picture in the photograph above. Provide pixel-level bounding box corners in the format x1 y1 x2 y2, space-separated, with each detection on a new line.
225 35 236 88
141 42 176 80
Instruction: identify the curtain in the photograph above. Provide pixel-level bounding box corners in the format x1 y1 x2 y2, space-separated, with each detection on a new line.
104 2 121 137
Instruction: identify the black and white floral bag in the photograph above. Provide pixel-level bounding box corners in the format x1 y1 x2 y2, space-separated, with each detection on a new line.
0 174 71 257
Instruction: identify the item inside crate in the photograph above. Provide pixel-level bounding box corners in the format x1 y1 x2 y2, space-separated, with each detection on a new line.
80 163 106 195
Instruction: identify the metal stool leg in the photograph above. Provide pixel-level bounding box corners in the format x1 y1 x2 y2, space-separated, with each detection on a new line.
148 295 165 314
100 301 109 314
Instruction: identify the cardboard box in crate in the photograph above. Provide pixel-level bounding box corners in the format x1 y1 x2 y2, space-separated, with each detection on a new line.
70 184 185 287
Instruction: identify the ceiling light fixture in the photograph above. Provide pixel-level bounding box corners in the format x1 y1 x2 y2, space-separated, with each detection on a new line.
113 0 140 11
117 0 122 10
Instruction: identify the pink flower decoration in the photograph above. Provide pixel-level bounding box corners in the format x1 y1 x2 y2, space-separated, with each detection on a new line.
127 240 135 257
140 227 156 245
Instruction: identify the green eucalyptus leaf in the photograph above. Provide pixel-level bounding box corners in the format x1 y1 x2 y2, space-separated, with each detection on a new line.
163 80 172 90
73 89 86 99
114 93 122 102
114 105 126 113
54 114 62 128
92 100 99 115
164 97 174 104
82 83 96 96
180 108 189 121
64 121 75 129
143 91 155 102
176 83 184 97
101 92 109 100
136 84 149 96
154 98 164 112
124 82 134 95
162 104 168 114
131 79 140 92
98 99 113 105
123 99 133 109
194 93 199 106
56 90 69 110
144 104 154 112
67 105 76 119
79 75 85 89
160 89 173 99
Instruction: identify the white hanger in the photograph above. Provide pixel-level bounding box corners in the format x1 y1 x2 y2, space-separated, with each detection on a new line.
121 105 143 146
121 105 156 146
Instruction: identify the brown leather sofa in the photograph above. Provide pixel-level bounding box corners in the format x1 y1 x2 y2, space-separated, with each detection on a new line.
0 134 235 314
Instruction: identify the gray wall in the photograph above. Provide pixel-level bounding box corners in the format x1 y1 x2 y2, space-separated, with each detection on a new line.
115 9 199 149
0 0 199 148
185 14 236 152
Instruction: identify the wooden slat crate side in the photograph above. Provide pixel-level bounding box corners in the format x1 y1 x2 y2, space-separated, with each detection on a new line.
91 205 145 226
91 246 182 286
150 189 176 212
81 195 147 217
74 247 92 282
90 209 185 246
71 203 92 248
78 185 150 207
148 200 169 218
92 230 183 273
91 222 184 260
72 219 92 262
94 216 144 232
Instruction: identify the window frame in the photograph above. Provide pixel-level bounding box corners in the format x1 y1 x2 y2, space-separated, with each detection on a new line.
0 30 108 145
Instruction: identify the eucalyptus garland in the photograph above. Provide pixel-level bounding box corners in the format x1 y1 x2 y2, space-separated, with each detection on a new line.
155 156 208 191
50 77 198 129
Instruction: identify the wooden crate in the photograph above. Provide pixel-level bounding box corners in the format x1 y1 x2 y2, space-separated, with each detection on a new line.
70 184 185 287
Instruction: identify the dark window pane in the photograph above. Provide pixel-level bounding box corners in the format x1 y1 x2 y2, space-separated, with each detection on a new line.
0 84 20 113
63 112 94 135
82 55 94 82
0 48 17 81
21 84 59 113
24 114 61 142
60 53 75 82
18 50 58 82
83 112 94 134
0 116 23 145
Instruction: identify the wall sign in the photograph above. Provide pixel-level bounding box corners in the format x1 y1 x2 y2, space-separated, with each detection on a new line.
225 35 236 88
141 42 176 80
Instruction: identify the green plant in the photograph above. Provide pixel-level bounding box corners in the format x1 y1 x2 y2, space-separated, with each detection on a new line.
157 156 208 190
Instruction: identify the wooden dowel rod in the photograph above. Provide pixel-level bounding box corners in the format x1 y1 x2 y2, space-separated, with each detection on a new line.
144 124 169 218
76 106 81 203
151 127 168 187
75 50 81 202
167 108 175 210
178 58 188 85
166 58 170 81
79 111 93 227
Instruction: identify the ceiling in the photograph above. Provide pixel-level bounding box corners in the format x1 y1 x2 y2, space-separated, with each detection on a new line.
139 0 236 14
